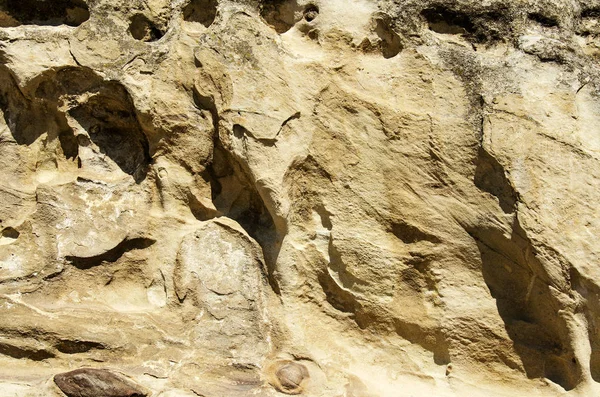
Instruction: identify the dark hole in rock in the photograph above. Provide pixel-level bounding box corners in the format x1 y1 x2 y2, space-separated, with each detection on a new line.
1 66 152 182
422 6 475 35
0 0 90 27
581 8 600 18
304 4 318 22
528 12 559 28
183 0 217 28
129 14 164 42
0 66 79 159
1 227 19 240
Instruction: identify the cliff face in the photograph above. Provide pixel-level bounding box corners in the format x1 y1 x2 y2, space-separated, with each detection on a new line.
1 0 600 396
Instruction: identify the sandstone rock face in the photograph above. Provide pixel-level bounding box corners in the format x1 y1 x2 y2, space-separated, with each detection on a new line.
1 0 600 396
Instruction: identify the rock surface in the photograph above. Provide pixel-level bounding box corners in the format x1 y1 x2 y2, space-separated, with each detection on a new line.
0 0 600 396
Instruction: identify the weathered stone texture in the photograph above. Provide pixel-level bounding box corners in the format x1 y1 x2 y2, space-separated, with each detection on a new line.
1 0 600 396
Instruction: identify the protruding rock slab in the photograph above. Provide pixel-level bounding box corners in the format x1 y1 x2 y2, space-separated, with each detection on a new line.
54 368 147 397
174 218 272 363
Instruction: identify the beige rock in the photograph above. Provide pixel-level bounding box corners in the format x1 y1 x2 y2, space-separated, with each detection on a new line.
1 0 600 396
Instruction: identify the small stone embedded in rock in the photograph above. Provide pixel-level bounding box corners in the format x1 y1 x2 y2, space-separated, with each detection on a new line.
273 361 309 394
53 368 147 397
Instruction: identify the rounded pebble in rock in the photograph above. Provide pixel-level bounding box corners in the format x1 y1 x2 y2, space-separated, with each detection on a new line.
274 361 309 394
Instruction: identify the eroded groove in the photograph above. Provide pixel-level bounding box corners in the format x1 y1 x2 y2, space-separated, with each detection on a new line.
55 339 105 354
0 341 55 361
65 238 155 269
207 143 282 294
468 221 579 390
390 221 441 244
0 0 90 28
474 147 518 213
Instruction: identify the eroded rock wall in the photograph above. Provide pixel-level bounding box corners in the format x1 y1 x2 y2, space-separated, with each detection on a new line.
1 0 600 396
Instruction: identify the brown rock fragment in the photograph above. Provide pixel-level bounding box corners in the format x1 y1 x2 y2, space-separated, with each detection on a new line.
54 368 147 397
269 361 309 394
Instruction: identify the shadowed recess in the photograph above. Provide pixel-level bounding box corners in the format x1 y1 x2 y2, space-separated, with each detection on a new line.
468 221 580 390
422 6 475 35
1 66 152 182
129 14 164 42
421 5 510 43
374 13 402 58
55 339 105 354
69 81 152 183
183 0 218 28
0 0 89 27
474 147 517 213
260 0 303 34
65 237 155 269
0 341 55 361
206 143 282 294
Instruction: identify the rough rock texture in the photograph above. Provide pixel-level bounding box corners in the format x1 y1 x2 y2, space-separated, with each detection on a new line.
1 0 600 396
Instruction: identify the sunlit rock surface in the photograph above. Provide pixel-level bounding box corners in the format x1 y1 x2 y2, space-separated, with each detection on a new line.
1 0 600 396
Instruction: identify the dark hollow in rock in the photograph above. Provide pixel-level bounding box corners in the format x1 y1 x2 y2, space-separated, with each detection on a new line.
54 368 147 397
183 0 217 28
55 339 105 354
0 0 89 27
374 14 402 59
528 12 559 28
1 66 152 182
129 14 164 42
206 142 282 294
421 5 510 44
69 82 152 183
581 8 600 19
390 220 440 244
303 4 318 22
260 0 302 34
422 6 475 35
1 227 19 240
275 361 309 394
